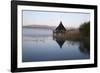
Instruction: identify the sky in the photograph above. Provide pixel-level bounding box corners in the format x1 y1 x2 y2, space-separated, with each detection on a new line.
22 10 90 28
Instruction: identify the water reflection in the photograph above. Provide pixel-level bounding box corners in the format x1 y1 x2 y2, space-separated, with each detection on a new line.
53 32 90 55
53 33 66 48
79 39 90 55
22 28 90 62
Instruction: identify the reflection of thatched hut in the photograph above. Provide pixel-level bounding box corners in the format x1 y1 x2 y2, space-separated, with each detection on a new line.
53 36 66 48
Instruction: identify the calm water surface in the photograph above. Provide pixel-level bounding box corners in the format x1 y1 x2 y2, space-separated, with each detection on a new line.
22 28 90 62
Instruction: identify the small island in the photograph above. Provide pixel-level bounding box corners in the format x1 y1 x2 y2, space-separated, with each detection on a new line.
53 21 90 50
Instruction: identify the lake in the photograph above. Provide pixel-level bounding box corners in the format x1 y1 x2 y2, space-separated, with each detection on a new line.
22 28 90 62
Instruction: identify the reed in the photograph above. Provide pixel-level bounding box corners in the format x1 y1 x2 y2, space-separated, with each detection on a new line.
64 30 80 41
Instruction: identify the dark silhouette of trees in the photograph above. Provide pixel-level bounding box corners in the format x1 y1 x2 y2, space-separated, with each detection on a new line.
79 21 90 37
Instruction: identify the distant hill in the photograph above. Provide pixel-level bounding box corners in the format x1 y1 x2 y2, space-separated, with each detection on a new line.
23 25 79 31
23 25 56 30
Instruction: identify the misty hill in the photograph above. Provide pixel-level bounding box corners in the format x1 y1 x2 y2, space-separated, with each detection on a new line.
23 25 56 30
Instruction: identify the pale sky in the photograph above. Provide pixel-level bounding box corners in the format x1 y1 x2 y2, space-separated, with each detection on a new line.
22 10 90 28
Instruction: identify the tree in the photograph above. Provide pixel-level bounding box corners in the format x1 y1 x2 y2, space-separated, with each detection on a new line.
79 22 90 37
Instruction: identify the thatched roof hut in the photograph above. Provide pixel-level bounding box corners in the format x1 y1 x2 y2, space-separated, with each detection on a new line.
54 21 66 32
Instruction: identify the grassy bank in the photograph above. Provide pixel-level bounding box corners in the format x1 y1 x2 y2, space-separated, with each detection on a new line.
65 30 81 41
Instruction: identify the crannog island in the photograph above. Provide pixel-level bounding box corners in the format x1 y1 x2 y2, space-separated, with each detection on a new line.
53 21 90 53
53 21 90 41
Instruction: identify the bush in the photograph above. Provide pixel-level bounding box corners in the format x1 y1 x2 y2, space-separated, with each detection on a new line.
79 22 90 37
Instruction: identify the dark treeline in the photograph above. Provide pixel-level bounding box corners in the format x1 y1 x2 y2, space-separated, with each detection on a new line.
79 21 90 37
79 21 90 54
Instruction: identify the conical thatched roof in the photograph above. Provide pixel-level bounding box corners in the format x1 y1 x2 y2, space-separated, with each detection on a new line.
55 21 66 31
